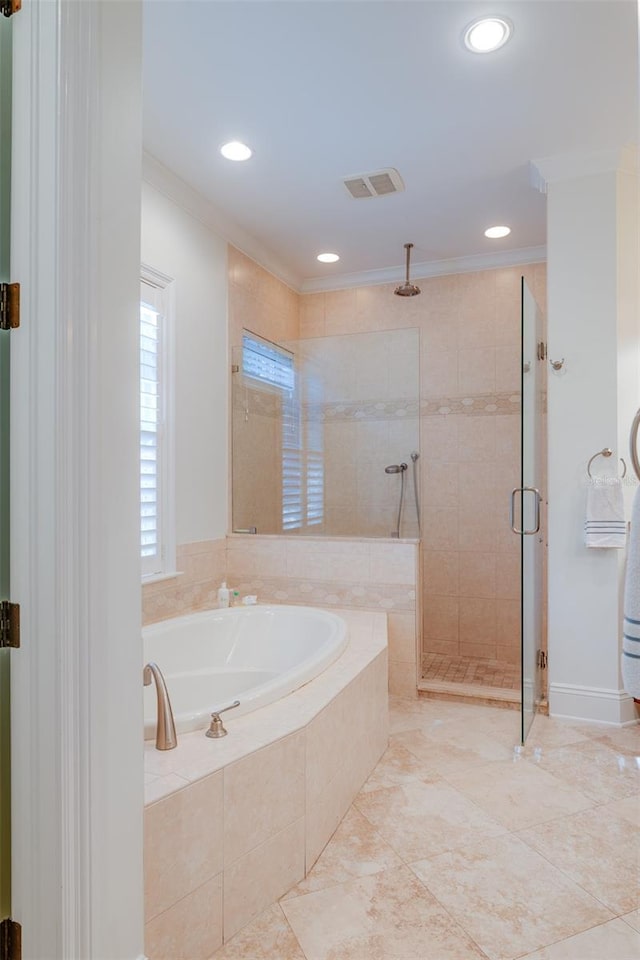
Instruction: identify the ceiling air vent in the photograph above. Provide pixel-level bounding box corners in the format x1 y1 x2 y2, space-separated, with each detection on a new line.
343 167 405 200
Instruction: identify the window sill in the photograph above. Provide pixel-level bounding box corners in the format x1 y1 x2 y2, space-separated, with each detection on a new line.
141 570 183 586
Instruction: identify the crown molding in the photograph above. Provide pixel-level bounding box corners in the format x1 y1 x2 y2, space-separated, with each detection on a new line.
142 151 304 292
143 152 548 297
531 144 639 194
300 245 547 294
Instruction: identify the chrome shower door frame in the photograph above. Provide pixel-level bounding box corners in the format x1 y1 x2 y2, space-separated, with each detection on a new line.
518 278 546 744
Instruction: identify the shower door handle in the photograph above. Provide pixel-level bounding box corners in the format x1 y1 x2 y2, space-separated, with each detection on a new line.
510 487 541 535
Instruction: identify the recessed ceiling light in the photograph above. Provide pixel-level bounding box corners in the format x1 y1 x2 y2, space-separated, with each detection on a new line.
220 141 252 162
484 225 511 239
317 253 340 263
464 17 513 53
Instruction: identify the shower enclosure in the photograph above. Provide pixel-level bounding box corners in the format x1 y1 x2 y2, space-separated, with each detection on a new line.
419 273 547 741
231 269 546 741
231 328 420 540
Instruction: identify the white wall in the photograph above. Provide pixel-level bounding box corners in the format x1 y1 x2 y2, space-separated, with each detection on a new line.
537 149 639 723
141 180 228 543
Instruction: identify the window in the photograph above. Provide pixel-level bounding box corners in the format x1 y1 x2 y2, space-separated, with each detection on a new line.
242 331 323 532
242 332 294 391
140 269 175 578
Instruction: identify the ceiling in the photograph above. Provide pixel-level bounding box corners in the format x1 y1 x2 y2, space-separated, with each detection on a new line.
142 1 638 288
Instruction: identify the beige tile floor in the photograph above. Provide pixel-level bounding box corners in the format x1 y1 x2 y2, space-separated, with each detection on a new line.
212 696 639 960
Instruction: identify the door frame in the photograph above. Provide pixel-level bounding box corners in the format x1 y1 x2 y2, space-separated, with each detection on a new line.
10 2 144 957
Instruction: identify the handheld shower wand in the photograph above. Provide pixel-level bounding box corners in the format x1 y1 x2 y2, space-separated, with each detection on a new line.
410 451 421 534
385 463 408 537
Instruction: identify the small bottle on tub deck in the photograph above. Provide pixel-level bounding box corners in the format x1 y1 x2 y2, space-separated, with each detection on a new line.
217 581 230 608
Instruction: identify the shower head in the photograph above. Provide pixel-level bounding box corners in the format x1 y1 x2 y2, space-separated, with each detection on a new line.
394 282 421 297
394 243 421 297
385 463 408 474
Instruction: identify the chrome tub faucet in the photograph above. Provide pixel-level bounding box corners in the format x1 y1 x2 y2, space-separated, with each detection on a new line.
143 661 177 750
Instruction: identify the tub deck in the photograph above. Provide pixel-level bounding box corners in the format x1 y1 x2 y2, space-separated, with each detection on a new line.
143 608 389 956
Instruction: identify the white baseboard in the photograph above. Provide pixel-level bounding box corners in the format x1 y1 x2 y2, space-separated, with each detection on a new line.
549 682 639 725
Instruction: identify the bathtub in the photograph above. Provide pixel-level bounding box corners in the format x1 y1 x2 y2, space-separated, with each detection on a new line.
143 604 348 738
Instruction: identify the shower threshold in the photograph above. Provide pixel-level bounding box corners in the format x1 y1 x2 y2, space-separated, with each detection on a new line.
420 652 520 710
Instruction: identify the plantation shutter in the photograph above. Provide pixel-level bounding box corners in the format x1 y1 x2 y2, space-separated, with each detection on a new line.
282 392 303 531
242 332 323 532
242 333 294 390
140 281 163 575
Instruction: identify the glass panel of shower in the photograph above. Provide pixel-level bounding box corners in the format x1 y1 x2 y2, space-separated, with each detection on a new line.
519 278 545 742
231 328 420 539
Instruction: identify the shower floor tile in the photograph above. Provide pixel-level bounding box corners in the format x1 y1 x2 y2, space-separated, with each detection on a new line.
422 651 521 690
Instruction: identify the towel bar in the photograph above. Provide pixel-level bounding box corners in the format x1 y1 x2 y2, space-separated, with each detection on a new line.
587 448 626 479
630 408 640 481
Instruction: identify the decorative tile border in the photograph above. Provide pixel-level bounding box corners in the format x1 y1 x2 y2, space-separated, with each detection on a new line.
420 392 521 416
233 390 525 422
305 398 419 422
225 574 416 613
142 539 227 625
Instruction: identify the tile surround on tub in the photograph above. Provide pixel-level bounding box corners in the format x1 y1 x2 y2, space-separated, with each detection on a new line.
143 609 388 956
142 538 226 626
225 574 416 614
141 533 420 630
224 818 306 941
144 769 224 922
144 874 224 960
225 534 420 698
224 731 306 866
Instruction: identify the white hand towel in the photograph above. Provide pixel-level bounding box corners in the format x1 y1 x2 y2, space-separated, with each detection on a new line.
584 478 626 548
622 485 640 699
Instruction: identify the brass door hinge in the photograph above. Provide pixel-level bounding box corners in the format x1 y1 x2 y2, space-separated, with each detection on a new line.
537 650 547 670
0 601 20 649
0 283 20 330
537 341 547 361
1 0 21 19
0 919 21 960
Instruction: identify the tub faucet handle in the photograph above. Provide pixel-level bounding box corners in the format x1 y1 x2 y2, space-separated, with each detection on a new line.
206 700 240 739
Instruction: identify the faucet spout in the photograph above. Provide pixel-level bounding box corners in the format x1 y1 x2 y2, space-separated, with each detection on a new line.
143 661 178 750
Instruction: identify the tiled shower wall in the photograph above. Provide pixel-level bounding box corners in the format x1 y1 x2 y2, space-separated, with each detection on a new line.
228 245 300 347
300 263 547 671
287 331 420 539
229 245 300 534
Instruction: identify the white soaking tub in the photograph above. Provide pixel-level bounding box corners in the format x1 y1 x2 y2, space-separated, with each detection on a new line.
143 604 348 738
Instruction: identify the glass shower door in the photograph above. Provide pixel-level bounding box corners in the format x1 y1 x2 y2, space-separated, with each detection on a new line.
518 278 544 742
